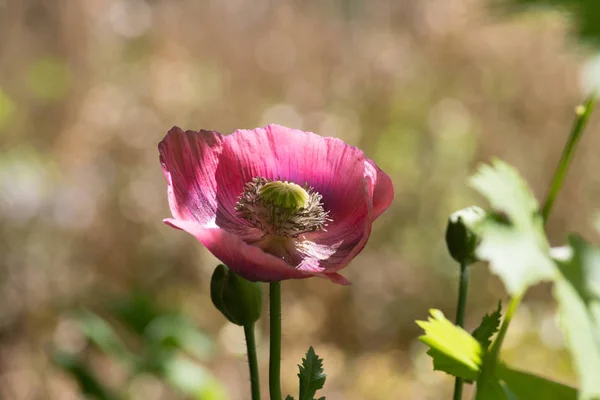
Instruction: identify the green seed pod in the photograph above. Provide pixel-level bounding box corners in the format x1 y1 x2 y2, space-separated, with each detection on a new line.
210 264 262 326
445 206 486 265
258 180 310 210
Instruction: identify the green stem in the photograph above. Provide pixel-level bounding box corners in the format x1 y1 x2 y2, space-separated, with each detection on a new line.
475 295 522 400
452 263 470 400
541 95 596 223
488 294 522 365
269 282 282 400
455 263 470 328
244 323 261 400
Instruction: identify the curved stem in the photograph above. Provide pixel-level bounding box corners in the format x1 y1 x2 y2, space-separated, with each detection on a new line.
269 282 282 400
541 95 596 223
244 323 261 400
452 263 470 400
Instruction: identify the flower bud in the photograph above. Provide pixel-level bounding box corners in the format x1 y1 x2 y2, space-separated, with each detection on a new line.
445 206 486 265
210 264 262 326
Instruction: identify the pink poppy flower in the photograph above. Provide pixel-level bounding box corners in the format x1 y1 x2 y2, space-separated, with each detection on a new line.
159 124 393 285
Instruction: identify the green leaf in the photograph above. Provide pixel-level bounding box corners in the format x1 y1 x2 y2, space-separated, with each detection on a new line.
507 0 600 47
163 355 227 400
502 384 520 400
497 364 578 400
470 160 537 223
552 236 600 400
109 292 163 335
0 86 15 130
557 235 600 306
298 347 327 400
25 56 70 101
469 160 557 295
416 309 482 380
52 351 118 400
425 348 480 381
75 310 134 363
285 396 296 400
475 374 508 400
144 314 213 360
472 301 502 350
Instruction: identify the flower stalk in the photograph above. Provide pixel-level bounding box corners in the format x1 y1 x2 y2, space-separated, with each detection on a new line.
541 95 596 223
452 262 470 400
244 323 261 400
269 282 282 400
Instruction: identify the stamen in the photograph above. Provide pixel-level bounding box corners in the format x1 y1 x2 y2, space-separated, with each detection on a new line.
235 177 330 237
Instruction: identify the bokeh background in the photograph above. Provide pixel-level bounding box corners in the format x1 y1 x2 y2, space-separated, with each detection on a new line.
2 0 600 399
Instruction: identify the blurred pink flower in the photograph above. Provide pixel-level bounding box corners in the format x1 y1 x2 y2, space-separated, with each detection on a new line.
159 124 393 284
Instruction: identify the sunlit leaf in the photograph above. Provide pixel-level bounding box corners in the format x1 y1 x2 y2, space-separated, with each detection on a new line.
417 309 482 380
557 235 600 306
163 355 227 400
470 160 557 295
553 235 600 400
426 348 480 381
144 314 213 360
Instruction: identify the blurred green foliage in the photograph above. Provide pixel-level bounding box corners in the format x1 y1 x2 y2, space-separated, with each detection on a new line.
0 87 15 130
26 57 70 101
53 293 225 400
509 0 600 46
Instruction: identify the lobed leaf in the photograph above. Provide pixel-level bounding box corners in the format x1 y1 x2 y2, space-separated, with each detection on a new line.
552 236 600 400
472 301 502 350
298 346 327 400
497 364 577 400
417 309 482 380
469 160 557 295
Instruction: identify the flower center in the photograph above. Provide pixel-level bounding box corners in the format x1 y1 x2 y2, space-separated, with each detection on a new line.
258 181 309 210
235 177 329 237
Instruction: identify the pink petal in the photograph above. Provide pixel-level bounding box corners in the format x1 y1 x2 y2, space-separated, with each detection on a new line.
367 159 394 221
159 127 247 231
159 127 223 225
219 124 370 225
164 218 314 282
321 272 351 285
298 158 392 274
305 208 373 274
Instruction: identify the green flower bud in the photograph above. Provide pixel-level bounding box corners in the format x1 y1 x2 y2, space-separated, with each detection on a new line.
445 206 486 265
210 264 262 326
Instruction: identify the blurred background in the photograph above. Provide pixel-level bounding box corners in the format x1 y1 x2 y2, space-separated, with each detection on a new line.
1 0 600 399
